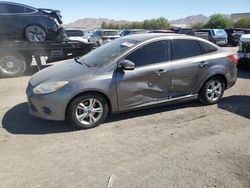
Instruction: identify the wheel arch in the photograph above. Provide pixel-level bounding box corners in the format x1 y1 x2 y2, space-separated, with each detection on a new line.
198 74 227 94
65 90 112 118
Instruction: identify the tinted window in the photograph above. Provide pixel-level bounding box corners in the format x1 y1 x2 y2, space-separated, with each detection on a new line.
199 41 217 54
126 40 170 67
3 4 25 13
122 31 131 36
25 7 36 13
199 30 212 36
173 39 202 60
95 31 102 36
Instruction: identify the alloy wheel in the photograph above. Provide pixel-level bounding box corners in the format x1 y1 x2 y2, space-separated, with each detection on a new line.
75 98 104 125
26 26 46 42
206 80 223 102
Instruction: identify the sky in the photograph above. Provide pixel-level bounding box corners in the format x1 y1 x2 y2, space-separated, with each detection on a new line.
7 0 250 24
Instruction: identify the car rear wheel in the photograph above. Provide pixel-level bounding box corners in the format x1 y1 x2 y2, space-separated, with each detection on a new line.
199 77 225 105
25 25 46 42
67 94 109 129
0 54 26 78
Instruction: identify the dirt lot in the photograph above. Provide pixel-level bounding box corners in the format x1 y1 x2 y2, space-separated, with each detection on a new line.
0 49 250 188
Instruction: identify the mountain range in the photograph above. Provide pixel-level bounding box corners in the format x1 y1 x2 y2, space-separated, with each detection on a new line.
64 14 230 29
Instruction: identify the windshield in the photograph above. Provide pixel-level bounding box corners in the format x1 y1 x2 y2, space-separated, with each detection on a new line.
79 38 139 67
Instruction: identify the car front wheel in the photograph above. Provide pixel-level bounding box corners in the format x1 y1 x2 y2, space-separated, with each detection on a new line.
67 94 109 129
199 77 225 105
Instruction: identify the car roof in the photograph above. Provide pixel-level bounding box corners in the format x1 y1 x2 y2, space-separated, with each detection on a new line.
122 33 195 41
0 1 37 10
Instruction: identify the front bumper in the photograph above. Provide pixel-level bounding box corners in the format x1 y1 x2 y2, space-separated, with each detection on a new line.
26 83 67 121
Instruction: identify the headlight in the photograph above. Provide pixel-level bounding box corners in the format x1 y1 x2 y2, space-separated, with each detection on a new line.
33 81 69 94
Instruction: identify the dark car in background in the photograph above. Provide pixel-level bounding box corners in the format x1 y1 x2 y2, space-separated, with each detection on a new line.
172 28 195 35
0 1 63 42
197 29 228 46
224 29 245 46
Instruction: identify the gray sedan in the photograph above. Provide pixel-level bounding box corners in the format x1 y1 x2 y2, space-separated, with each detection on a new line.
26 34 238 129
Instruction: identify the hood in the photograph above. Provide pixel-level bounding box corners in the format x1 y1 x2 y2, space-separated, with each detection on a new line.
30 60 98 87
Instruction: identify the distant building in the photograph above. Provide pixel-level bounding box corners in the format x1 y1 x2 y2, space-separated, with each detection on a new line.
231 13 250 21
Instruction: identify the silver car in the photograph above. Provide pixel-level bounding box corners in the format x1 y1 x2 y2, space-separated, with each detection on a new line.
26 34 238 129
89 29 120 46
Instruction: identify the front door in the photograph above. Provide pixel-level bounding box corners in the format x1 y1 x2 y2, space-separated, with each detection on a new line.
116 40 172 110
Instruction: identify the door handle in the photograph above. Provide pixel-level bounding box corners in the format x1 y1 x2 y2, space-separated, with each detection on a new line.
156 69 167 75
200 61 208 68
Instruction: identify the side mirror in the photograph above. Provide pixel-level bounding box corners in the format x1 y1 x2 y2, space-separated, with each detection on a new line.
120 60 135 71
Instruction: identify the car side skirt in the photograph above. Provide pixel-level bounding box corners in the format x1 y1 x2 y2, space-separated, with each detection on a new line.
113 94 198 114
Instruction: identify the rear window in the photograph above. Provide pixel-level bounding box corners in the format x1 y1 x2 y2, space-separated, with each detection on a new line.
24 7 36 13
172 39 202 60
66 30 84 37
103 31 119 36
213 29 227 37
199 41 218 54
132 30 146 34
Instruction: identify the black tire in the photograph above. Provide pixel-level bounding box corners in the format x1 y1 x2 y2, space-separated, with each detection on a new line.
25 25 46 42
0 54 26 78
25 55 33 66
198 77 225 105
67 93 109 129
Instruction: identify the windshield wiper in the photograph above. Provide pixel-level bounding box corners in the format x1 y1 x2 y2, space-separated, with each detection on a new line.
74 58 92 67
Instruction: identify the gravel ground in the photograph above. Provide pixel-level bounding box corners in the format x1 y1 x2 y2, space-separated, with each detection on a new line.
0 47 250 188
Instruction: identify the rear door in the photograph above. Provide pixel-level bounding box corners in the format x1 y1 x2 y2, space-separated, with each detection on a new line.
170 39 210 98
116 40 172 110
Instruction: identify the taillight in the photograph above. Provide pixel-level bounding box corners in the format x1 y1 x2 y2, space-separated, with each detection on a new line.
227 54 238 65
48 16 55 21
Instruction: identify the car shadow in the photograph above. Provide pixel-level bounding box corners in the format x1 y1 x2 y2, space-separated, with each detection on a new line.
2 100 202 135
3 95 249 135
218 95 250 120
2 102 78 135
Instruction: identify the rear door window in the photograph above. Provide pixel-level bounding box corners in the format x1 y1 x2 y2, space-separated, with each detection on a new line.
126 40 170 67
199 41 218 54
24 7 36 13
172 39 202 60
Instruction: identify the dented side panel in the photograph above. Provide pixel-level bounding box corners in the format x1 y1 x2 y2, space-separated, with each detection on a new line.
115 62 171 110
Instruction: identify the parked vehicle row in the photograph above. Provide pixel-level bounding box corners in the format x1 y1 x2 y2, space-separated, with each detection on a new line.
73 28 250 47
